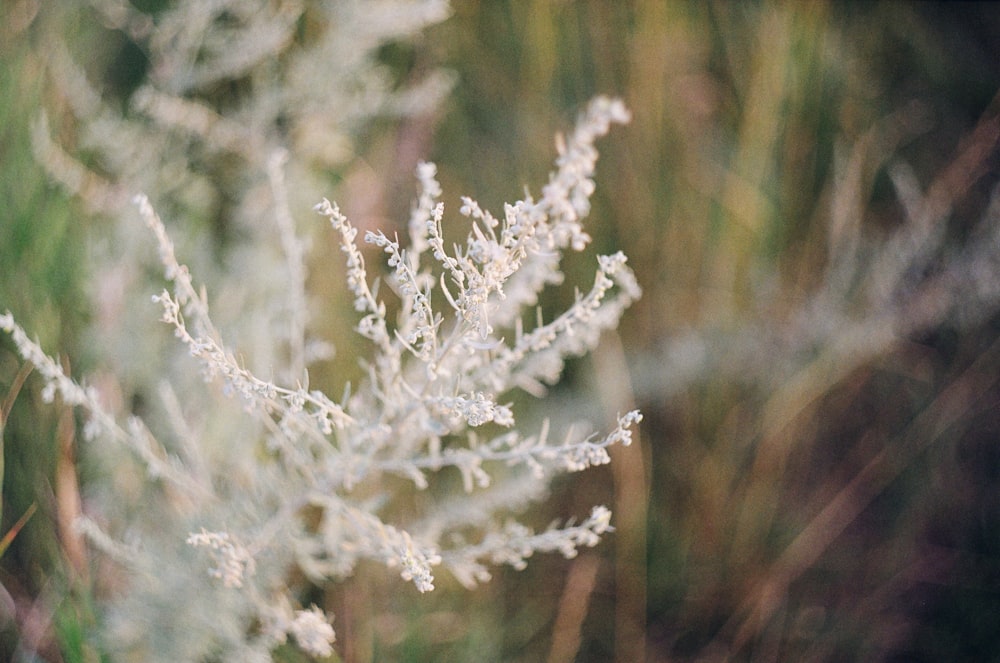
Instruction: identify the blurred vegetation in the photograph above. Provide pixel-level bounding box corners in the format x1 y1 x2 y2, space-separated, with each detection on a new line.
0 1 96 661
422 4 1000 660
3 0 1000 661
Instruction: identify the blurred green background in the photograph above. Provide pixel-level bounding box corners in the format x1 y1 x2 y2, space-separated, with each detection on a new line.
4 1 1000 661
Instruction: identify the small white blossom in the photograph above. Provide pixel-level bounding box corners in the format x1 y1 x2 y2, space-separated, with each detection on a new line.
394 531 442 593
289 606 336 658
186 529 257 589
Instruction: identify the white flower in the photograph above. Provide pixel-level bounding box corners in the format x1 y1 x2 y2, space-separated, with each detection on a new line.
289 606 336 658
186 529 256 589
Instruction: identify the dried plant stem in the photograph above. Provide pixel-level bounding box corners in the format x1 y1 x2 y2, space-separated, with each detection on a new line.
56 399 87 579
595 331 648 663
547 554 600 663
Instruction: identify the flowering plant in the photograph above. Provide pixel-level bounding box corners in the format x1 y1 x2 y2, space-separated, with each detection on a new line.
3 96 639 660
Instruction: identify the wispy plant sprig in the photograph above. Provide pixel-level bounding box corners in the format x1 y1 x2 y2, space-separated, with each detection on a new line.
3 95 639 660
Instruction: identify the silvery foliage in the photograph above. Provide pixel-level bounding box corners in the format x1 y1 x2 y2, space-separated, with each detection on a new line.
13 1 642 659
630 109 1000 407
10 39 642 661
31 0 456 399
